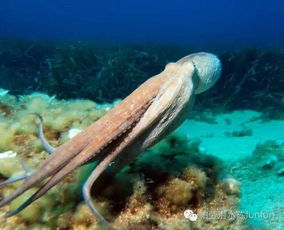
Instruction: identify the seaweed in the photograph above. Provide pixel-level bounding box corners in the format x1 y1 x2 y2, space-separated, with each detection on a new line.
0 40 283 118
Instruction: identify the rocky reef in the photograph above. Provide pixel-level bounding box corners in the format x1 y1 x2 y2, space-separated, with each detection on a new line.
0 92 246 230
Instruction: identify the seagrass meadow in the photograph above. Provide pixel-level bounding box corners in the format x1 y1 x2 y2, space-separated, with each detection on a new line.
0 40 283 118
0 40 283 230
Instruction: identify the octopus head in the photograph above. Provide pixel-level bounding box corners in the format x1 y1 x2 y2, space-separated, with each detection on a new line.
177 52 222 94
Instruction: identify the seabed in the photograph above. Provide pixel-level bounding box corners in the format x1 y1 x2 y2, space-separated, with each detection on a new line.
0 92 283 229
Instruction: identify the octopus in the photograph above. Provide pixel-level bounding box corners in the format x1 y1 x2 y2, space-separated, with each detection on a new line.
0 52 221 229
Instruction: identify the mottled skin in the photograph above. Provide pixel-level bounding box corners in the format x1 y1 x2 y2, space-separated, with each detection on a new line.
0 52 221 229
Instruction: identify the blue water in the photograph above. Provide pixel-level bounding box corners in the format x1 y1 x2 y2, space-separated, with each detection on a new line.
0 1 283 229
1 0 284 47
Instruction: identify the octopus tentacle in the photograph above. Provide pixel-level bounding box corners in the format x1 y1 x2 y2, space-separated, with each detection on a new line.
83 151 118 230
0 94 156 212
33 113 55 154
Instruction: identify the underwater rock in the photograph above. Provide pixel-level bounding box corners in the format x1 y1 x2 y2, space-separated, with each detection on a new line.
220 176 241 195
253 140 284 173
68 128 82 139
260 154 278 169
0 150 17 159
225 127 253 137
277 168 284 176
